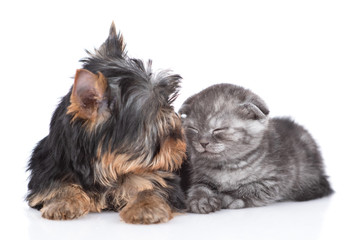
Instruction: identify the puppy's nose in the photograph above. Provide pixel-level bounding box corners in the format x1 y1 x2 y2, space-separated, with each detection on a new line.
200 141 209 148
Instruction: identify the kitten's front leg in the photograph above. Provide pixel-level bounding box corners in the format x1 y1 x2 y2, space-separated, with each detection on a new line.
221 194 246 209
222 179 280 209
187 183 221 214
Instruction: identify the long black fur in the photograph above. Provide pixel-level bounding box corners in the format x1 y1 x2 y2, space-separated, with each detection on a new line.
27 23 185 214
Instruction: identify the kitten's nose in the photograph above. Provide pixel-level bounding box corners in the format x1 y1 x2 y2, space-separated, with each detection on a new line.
200 141 209 148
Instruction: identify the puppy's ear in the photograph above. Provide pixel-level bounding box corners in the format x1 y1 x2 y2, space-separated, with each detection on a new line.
67 69 108 121
238 99 269 120
98 21 126 58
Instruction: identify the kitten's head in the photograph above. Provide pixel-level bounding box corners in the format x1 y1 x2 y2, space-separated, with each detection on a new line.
179 84 269 162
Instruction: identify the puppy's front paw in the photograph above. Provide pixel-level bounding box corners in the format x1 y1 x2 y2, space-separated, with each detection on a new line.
41 200 89 220
188 196 221 214
39 185 91 220
120 191 172 224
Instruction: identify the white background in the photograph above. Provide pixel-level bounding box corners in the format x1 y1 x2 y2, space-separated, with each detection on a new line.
1 1 352 239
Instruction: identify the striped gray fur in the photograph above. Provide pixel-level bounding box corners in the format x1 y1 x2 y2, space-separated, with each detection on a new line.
179 84 332 214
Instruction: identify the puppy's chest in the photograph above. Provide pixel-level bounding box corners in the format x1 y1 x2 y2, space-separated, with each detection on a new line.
94 152 145 187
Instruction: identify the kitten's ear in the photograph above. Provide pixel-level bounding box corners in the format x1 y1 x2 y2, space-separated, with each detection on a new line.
98 22 126 58
238 99 269 120
179 95 198 119
67 69 108 121
251 98 269 116
178 104 190 120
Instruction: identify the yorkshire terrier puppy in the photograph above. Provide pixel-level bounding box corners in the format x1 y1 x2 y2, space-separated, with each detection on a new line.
26 23 186 224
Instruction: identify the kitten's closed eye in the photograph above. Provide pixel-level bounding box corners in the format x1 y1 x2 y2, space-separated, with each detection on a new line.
187 126 199 133
212 127 228 135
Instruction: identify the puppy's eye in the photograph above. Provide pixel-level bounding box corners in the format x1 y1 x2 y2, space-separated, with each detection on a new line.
212 127 228 135
187 126 199 133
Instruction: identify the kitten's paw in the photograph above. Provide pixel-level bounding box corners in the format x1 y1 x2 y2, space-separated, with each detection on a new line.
222 195 246 209
228 199 246 209
188 196 221 214
41 200 89 220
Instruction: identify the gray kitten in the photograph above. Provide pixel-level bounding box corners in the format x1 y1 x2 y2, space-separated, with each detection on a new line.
179 83 332 214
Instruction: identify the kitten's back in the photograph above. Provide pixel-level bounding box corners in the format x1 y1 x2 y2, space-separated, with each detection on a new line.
269 118 333 200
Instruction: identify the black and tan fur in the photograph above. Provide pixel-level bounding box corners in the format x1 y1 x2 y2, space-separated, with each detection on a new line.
26 23 186 224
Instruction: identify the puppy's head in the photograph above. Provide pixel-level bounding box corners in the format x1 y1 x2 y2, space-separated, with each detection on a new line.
67 23 184 174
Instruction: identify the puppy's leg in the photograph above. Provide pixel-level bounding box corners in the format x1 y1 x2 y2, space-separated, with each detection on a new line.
30 184 92 220
119 190 172 224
